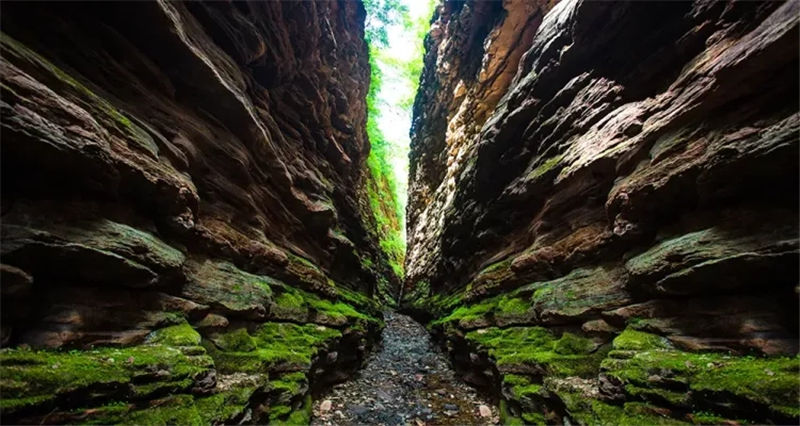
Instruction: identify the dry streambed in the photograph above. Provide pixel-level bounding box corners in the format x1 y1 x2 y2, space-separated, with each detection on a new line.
311 311 497 426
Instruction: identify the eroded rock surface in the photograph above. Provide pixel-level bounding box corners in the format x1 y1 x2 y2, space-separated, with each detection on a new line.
405 1 799 424
0 1 399 423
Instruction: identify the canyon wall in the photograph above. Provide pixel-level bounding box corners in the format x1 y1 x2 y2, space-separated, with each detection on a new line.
0 1 400 423
405 0 799 424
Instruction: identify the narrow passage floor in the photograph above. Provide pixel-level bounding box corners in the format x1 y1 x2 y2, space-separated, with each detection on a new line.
311 311 499 426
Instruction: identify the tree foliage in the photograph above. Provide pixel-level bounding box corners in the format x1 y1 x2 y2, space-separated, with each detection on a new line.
362 0 434 283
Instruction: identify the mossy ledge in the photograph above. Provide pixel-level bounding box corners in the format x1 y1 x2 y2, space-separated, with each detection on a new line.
425 310 800 426
1 260 383 425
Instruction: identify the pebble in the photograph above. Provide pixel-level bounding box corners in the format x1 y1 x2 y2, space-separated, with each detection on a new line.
310 311 497 425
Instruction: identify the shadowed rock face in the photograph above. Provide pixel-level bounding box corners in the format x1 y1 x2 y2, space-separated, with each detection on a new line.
405 0 799 424
0 1 398 423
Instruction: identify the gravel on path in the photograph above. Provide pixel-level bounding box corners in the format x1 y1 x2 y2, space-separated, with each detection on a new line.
311 311 499 426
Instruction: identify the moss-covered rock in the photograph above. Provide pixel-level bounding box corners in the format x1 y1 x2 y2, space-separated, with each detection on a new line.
146 323 202 347
529 266 630 324
209 328 258 352
465 326 605 377
182 259 274 319
0 344 212 417
602 328 800 423
270 282 382 329
195 387 257 424
122 395 204 426
430 291 534 330
269 372 309 406
204 322 342 374
270 394 313 426
625 226 798 296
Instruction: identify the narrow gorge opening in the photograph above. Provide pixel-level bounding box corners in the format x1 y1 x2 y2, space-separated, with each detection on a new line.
1 1 798 426
361 0 434 301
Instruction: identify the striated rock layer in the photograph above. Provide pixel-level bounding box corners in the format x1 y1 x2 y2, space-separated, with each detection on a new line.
405 0 799 424
0 1 399 424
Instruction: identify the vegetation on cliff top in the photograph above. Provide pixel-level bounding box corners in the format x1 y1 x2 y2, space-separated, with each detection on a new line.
363 0 434 288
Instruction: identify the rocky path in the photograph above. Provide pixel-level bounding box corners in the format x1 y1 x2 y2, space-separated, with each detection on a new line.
311 311 499 426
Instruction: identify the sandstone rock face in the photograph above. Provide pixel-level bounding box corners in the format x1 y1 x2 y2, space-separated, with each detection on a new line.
0 1 397 423
405 0 799 424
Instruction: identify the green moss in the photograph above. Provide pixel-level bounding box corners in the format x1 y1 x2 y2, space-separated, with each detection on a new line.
365 138 405 282
288 253 318 271
335 285 380 312
185 260 274 314
308 297 374 323
553 380 683 425
270 404 292 422
271 394 312 425
271 289 310 321
481 260 509 274
554 332 595 355
123 395 203 426
694 355 799 417
361 257 375 270
0 395 52 412
57 401 132 424
0 345 211 413
274 291 306 310
625 383 689 406
62 396 207 425
503 374 543 400
470 259 515 291
527 154 563 181
466 327 603 377
690 411 748 425
283 253 331 291
269 372 308 404
195 387 256 424
431 292 533 328
521 411 547 425
585 401 683 425
146 323 201 347
499 399 524 426
411 287 466 320
532 286 553 302
612 329 671 351
213 328 257 352
254 322 340 347
603 328 800 420
497 297 530 315
272 283 380 327
131 377 194 398
431 299 494 326
287 394 313 425
206 322 342 374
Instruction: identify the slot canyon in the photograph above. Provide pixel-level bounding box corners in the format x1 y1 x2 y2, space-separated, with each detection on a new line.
0 1 798 425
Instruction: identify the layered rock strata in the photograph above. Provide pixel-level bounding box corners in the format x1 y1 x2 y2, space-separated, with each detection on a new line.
0 1 398 423
405 0 799 424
